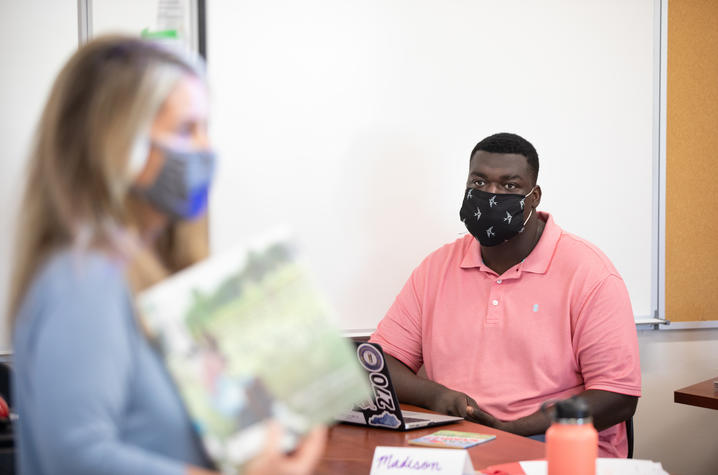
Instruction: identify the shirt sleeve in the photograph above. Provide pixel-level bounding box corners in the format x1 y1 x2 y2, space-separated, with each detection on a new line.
572 274 642 396
370 267 424 373
25 261 189 475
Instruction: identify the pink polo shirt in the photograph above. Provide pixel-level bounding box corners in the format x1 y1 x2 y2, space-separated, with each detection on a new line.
370 212 641 458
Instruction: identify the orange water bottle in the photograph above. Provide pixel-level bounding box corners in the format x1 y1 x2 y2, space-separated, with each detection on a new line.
546 396 598 475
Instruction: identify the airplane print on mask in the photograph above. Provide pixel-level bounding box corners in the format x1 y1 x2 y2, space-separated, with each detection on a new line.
466 189 473 200
474 207 481 220
503 211 512 223
486 226 495 238
489 195 498 208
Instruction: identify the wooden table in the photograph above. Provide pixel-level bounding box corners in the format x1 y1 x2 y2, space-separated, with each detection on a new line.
317 405 545 474
674 377 718 410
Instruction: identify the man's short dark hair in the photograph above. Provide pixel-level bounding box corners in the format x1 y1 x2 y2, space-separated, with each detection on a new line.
470 132 539 183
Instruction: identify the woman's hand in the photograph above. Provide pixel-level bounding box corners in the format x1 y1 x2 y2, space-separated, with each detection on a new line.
244 423 328 475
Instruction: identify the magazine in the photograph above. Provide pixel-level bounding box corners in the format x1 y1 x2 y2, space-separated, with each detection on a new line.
138 232 370 473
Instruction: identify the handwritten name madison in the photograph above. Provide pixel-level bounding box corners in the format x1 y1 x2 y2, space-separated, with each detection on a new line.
375 454 442 471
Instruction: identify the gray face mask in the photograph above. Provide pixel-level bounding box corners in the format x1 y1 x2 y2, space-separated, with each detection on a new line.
133 143 216 220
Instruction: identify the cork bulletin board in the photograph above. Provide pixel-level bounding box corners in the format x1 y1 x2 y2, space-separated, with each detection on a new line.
666 0 718 321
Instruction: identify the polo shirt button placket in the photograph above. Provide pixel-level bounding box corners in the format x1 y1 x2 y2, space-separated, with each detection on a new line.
486 293 501 325
485 273 503 326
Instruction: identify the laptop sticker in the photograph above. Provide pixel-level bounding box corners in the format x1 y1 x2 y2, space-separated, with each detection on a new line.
356 343 403 427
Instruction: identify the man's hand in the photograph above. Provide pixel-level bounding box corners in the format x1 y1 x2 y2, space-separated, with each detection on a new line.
428 388 472 417
465 400 503 429
430 388 504 429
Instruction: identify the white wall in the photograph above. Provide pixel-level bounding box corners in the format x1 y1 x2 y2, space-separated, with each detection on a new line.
207 0 656 331
0 0 78 348
635 328 718 475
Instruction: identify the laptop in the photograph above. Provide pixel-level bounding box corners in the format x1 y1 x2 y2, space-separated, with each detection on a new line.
337 341 463 430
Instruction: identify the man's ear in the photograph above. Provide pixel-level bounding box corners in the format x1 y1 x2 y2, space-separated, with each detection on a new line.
531 185 542 209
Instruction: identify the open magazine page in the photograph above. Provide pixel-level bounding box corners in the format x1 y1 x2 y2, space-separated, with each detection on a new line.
138 232 370 473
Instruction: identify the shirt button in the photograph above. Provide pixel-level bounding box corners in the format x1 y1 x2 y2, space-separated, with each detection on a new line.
496 279 502 284
492 299 499 306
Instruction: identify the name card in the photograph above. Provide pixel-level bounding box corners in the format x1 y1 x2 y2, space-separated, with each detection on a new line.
370 446 475 475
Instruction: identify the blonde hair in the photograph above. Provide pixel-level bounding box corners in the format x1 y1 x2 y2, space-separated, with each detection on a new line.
8 35 210 325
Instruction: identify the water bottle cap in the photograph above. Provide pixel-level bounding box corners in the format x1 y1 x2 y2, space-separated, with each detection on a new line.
554 396 591 420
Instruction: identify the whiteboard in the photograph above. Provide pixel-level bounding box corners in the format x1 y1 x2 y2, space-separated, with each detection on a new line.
207 0 658 330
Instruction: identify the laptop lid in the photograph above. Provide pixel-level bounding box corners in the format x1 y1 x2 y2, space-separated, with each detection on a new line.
341 341 407 429
338 341 464 430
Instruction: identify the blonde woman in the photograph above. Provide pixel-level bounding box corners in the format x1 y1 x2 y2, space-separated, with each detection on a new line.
9 36 326 475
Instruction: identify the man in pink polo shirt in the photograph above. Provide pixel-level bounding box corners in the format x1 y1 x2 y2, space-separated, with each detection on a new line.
370 132 641 458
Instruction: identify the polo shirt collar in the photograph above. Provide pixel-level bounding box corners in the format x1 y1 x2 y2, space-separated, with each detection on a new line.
459 211 562 275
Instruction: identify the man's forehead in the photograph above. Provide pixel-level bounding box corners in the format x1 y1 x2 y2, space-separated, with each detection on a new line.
469 151 531 176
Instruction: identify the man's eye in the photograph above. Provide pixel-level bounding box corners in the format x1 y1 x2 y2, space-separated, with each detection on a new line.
505 183 518 190
473 179 485 186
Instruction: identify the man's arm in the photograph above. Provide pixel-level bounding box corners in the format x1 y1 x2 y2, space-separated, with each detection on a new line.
465 389 638 436
387 349 637 435
385 354 473 417
388 350 637 435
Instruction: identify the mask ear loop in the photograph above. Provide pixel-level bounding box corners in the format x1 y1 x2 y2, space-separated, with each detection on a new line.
520 185 537 229
113 138 149 205
522 208 534 227
128 138 150 180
